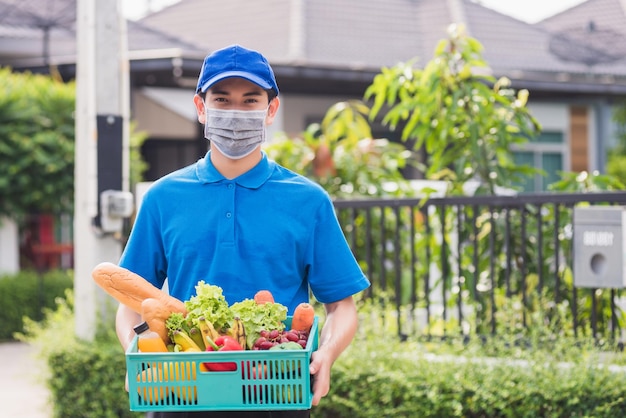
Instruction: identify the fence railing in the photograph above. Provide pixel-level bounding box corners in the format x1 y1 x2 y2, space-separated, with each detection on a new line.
333 191 626 342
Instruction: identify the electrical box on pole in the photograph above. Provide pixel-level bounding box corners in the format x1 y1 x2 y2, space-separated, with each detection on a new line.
74 0 131 340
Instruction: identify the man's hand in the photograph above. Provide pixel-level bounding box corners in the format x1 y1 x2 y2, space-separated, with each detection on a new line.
307 296 359 406
309 346 333 405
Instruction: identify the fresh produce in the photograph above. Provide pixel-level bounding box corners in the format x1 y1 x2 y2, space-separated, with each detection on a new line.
270 342 304 351
91 262 187 316
252 329 310 350
253 290 275 304
290 330 310 348
230 298 288 349
291 302 315 333
203 335 244 371
188 326 206 351
228 316 247 349
197 316 221 345
161 282 310 355
184 281 233 333
270 341 305 374
172 329 202 352
165 282 233 351
128 281 318 409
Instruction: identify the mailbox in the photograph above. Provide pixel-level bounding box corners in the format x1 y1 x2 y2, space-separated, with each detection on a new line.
573 206 626 288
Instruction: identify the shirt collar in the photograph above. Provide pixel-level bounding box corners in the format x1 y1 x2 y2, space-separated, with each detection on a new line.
196 151 274 189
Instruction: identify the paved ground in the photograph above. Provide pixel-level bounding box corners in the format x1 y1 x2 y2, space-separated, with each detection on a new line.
0 341 51 418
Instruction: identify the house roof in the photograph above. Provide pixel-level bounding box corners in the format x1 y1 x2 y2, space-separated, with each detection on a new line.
2 0 626 97
539 0 626 32
134 0 626 96
127 20 204 56
465 0 626 95
537 0 626 67
134 0 421 70
0 0 204 67
0 0 75 64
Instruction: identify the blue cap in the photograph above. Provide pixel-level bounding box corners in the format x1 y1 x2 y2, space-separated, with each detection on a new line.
196 45 279 96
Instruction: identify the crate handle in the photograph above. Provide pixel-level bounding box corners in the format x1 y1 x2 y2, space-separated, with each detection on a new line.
200 361 238 372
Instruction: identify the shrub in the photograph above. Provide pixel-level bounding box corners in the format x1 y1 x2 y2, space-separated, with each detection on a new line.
0 69 148 221
315 336 626 418
0 269 72 341
19 290 626 418
47 343 141 418
0 68 75 218
18 291 142 418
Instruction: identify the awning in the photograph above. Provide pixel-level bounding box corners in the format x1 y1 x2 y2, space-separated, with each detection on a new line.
140 86 197 121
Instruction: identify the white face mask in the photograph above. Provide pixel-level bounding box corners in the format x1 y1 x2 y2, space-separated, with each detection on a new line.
204 107 267 159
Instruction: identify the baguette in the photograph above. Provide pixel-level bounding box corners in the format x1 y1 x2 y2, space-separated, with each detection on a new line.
91 261 186 316
141 297 178 344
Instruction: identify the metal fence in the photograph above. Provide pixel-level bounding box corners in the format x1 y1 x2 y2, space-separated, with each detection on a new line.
333 191 626 342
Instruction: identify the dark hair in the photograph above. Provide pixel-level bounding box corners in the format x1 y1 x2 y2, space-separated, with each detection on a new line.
266 89 278 103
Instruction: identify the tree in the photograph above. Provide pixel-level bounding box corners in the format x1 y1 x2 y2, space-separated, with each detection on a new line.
0 68 148 222
365 24 541 195
0 68 75 219
265 100 415 198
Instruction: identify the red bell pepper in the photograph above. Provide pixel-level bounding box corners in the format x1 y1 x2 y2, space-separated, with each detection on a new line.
203 335 244 371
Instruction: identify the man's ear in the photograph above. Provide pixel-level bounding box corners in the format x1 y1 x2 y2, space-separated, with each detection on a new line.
193 94 206 123
265 97 280 126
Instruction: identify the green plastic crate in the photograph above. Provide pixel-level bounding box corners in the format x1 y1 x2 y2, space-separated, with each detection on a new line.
126 316 318 412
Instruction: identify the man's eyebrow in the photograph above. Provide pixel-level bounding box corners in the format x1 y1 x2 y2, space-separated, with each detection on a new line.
210 88 229 95
210 89 264 96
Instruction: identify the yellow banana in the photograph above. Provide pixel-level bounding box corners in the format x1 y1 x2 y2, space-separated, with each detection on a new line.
198 317 221 344
188 326 206 351
172 330 201 352
229 316 247 349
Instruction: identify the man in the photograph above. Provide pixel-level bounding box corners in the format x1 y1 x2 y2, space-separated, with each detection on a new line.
116 44 370 417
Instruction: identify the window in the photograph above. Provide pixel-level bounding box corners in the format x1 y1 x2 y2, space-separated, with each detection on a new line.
512 131 566 192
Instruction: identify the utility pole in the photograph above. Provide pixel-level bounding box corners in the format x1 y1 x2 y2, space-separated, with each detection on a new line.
74 0 131 340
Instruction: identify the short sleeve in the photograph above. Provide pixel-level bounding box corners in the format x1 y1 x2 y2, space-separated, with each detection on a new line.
306 195 370 303
118 187 168 289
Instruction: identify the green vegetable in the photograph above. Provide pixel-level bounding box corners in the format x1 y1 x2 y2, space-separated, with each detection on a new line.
230 299 288 349
270 342 304 351
164 310 205 349
165 312 189 340
270 342 304 373
184 281 233 333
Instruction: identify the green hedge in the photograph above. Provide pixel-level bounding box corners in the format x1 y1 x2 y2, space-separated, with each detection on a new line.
19 291 142 418
48 342 142 418
0 269 73 340
315 341 626 417
37 335 626 418
19 291 626 418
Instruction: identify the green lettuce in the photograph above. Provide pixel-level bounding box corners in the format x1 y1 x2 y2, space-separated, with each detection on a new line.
165 312 188 340
230 299 288 349
184 281 233 332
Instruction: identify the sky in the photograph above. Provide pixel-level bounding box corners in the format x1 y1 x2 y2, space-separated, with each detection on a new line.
476 0 588 23
122 0 589 23
122 0 179 20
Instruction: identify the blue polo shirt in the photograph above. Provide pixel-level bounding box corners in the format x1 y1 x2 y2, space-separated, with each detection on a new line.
119 151 370 313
